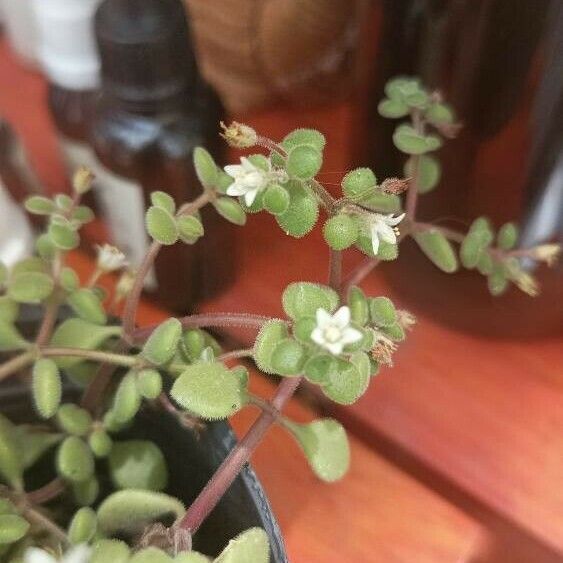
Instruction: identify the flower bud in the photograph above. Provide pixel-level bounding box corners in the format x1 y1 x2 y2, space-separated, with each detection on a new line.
220 121 257 148
73 166 95 195
531 243 561 267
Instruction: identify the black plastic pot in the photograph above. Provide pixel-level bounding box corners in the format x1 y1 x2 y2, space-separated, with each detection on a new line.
2 311 287 561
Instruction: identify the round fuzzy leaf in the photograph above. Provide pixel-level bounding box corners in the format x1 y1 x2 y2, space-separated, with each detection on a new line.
151 191 176 215
130 548 173 563
88 429 113 458
146 206 179 245
55 193 73 211
322 359 369 405
303 354 335 384
48 221 80 250
282 128 326 152
68 507 97 545
426 102 455 124
404 155 441 194
393 124 433 155
72 476 99 506
137 368 163 399
460 217 494 269
12 256 48 276
350 351 372 379
341 168 376 201
0 514 29 544
253 320 289 374
8 271 54 304
97 490 185 536
381 322 406 343
111 372 141 424
414 230 459 273
177 215 204 243
0 320 27 351
378 98 409 118
275 181 319 238
263 184 290 215
293 316 316 343
194 147 219 188
348 286 369 326
0 297 18 323
57 436 95 482
32 358 61 419
180 329 206 362
369 297 397 327
488 266 509 296
323 214 358 250
60 267 80 292
24 195 55 215
91 540 131 563
171 362 245 420
57 404 92 436
355 234 399 261
270 338 306 376
67 289 107 325
214 197 247 226
0 414 23 489
17 427 63 470
215 528 270 563
282 282 339 320
497 222 519 250
286 419 350 482
360 192 402 214
175 552 211 563
109 440 168 492
142 318 182 366
72 205 95 225
285 144 322 180
35 234 56 260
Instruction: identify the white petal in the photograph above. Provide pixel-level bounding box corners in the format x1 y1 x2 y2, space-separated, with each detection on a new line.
224 164 243 177
332 306 351 328
240 157 257 172
315 308 332 328
377 223 397 244
325 341 344 355
370 226 380 255
243 188 259 207
226 183 248 197
340 327 364 345
385 213 406 226
310 327 325 347
24 549 57 563
64 545 91 563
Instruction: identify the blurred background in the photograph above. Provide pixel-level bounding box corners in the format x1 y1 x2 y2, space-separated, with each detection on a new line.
0 0 561 561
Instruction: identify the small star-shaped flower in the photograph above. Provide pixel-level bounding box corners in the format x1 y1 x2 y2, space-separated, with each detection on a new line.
310 306 363 356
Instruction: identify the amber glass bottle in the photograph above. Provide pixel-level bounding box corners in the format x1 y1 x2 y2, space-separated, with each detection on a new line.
90 0 231 313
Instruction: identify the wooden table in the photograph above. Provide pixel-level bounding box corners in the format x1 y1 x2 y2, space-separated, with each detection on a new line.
2 34 563 562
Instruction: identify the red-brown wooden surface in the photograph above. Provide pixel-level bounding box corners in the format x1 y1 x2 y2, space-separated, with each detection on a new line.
1 33 563 562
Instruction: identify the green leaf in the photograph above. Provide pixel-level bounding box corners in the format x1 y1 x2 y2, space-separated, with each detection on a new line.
171 362 245 420
282 282 339 320
142 318 182 366
282 128 326 152
341 168 376 201
285 419 349 482
292 316 316 343
348 287 369 326
214 528 270 563
322 214 358 250
97 490 185 536
36 233 57 260
381 322 405 342
55 193 73 211
460 217 494 269
72 205 95 224
109 440 168 492
350 351 371 379
194 147 219 188
497 222 519 250
263 184 290 215
404 155 441 194
15 426 62 469
49 319 121 369
57 436 95 482
130 548 173 563
72 476 99 507
146 206 179 245
68 507 97 545
177 215 204 243
180 329 206 362
426 102 455 124
151 191 176 215
111 372 141 424
303 354 335 384
0 320 27 351
488 265 508 296
0 414 23 489
275 181 319 238
136 368 163 399
67 289 107 325
24 195 55 215
270 338 306 376
12 256 48 276
32 358 62 419
56 404 92 436
377 98 409 118
214 197 247 226
48 221 80 250
360 192 402 213
60 267 80 292
413 230 459 273
321 359 369 405
0 514 29 544
91 540 131 563
88 429 113 458
393 124 428 155
253 320 289 374
0 297 18 323
175 552 211 563
368 297 396 327
8 271 54 304
285 144 322 180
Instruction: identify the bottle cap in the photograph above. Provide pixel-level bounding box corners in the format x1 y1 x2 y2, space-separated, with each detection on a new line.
32 0 102 90
95 0 196 110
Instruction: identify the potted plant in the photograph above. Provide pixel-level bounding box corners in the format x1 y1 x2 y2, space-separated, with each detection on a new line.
0 78 559 562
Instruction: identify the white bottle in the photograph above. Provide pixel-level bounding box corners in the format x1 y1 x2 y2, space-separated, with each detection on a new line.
2 0 39 67
0 179 33 267
31 0 102 177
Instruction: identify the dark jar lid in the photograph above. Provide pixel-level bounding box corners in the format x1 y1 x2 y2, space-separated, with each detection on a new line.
95 0 196 111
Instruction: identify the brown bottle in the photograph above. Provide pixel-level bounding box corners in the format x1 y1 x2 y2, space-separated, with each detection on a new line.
90 0 232 313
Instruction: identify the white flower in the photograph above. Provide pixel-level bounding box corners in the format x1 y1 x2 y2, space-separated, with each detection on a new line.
310 306 363 356
367 213 405 255
224 157 271 207
95 244 128 272
25 545 91 563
